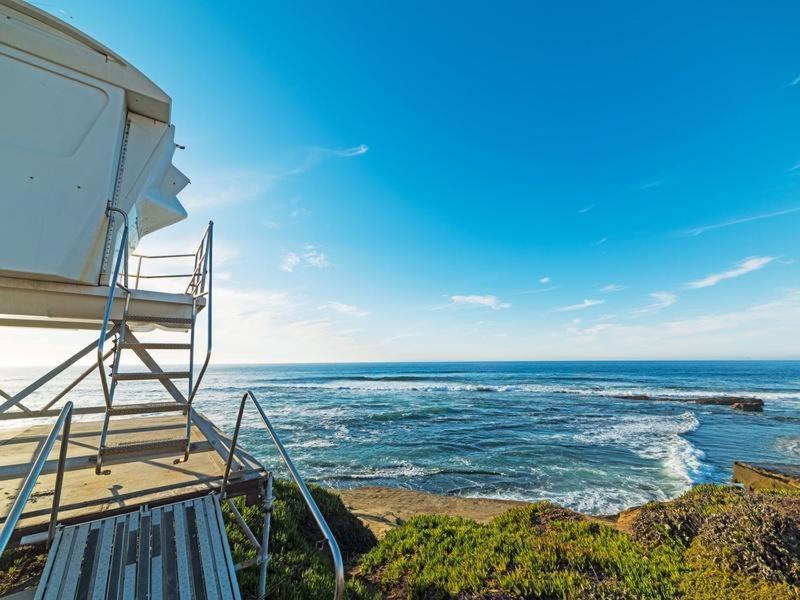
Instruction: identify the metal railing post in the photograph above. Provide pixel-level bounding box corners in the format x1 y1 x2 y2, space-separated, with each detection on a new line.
0 403 73 557
97 208 129 409
47 408 72 547
221 392 247 497
258 472 273 600
222 391 345 600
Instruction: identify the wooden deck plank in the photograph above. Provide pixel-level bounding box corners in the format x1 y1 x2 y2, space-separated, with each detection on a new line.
0 413 267 535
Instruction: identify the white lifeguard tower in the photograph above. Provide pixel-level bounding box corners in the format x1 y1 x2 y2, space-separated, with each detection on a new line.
0 2 345 597
0 0 210 471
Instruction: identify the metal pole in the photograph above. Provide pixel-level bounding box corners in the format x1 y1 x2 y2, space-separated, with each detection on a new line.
135 255 143 290
41 347 114 413
220 393 247 497
247 392 345 600
258 472 273 600
0 403 73 557
47 407 72 547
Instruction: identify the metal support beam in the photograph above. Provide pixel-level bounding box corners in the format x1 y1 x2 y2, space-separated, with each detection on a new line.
0 329 117 415
123 328 188 406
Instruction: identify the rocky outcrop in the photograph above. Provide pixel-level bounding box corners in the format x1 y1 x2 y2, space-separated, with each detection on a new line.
694 396 764 411
615 394 764 412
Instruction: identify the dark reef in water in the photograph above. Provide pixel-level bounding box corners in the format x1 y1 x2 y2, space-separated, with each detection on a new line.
614 394 764 412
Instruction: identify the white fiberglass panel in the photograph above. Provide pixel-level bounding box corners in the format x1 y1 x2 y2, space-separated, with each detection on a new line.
0 51 108 156
0 44 125 284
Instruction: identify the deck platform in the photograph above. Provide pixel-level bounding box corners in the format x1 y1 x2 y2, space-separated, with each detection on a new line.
0 412 267 539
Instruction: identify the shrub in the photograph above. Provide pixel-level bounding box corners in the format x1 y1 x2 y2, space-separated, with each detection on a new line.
629 484 743 549
359 505 683 599
223 479 377 599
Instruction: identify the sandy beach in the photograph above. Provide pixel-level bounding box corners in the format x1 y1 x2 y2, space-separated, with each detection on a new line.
335 486 633 538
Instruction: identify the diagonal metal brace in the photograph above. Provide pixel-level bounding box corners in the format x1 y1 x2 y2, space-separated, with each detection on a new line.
0 328 117 415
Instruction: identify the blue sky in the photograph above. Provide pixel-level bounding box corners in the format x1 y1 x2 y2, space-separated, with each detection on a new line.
19 1 800 363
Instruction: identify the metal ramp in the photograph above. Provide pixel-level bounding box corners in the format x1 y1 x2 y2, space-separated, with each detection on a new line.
35 495 240 600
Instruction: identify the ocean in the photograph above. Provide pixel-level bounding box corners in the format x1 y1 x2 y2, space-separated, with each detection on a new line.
3 361 800 515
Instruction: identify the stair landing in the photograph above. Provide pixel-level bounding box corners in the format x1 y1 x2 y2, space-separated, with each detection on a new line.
0 412 267 538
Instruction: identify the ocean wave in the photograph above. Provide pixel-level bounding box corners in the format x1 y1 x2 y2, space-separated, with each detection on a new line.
774 436 800 457
252 379 798 404
322 464 505 482
574 411 707 487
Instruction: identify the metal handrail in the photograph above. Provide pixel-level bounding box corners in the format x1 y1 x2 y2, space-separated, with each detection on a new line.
222 391 345 600
127 222 212 294
97 208 129 408
0 402 73 556
187 221 212 404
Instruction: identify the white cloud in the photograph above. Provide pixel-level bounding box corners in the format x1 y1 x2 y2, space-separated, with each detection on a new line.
634 291 677 314
557 290 800 359
687 256 775 289
592 237 608 246
449 295 511 310
304 246 330 269
180 170 274 209
280 251 301 272
280 246 331 272
539 276 551 284
332 144 369 157
322 301 370 317
636 180 663 190
578 205 594 214
556 299 604 312
681 207 800 236
789 75 800 87
600 284 625 293
179 144 368 209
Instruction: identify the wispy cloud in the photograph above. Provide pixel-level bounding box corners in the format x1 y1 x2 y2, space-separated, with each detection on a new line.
539 276 551 284
600 284 625 293
788 75 800 87
578 205 594 214
592 237 608 246
687 256 775 289
634 291 677 314
635 180 663 190
280 245 331 272
331 144 369 157
181 144 368 208
449 295 511 310
680 207 800 236
321 301 370 317
280 251 301 272
304 245 330 268
556 299 604 312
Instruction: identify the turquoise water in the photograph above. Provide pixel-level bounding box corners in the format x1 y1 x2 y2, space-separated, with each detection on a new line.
3 361 800 514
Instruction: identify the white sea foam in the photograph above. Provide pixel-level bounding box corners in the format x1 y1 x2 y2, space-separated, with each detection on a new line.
575 411 708 487
775 436 800 457
257 379 800 405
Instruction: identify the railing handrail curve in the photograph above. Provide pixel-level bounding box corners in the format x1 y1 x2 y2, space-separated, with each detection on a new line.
97 208 129 408
0 402 73 556
222 390 345 600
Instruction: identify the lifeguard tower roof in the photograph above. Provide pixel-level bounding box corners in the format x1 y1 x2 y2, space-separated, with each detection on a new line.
0 0 189 289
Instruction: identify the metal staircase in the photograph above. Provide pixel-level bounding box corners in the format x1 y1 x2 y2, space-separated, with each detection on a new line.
95 209 213 473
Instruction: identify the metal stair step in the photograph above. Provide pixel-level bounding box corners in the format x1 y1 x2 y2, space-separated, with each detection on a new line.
99 437 189 457
113 371 190 381
126 315 193 326
120 342 192 350
108 402 186 415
